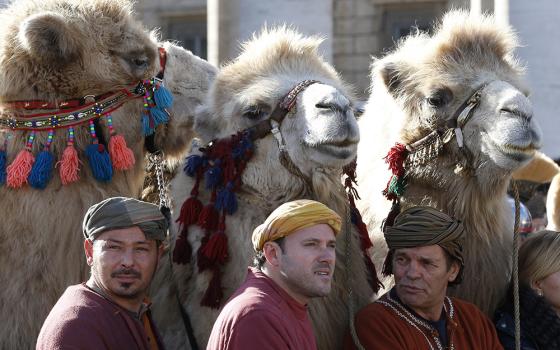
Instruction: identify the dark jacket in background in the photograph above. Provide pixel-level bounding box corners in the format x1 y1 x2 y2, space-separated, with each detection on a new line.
494 285 560 350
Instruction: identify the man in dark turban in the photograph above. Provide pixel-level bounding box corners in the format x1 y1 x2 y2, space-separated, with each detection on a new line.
345 206 503 350
37 197 167 350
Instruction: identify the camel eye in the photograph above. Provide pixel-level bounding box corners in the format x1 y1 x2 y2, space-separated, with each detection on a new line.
242 105 268 120
132 57 148 69
425 88 453 108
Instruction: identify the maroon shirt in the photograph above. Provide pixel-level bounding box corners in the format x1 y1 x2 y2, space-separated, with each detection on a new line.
36 283 162 350
207 267 317 350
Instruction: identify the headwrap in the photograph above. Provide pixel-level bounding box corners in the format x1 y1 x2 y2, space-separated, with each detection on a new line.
82 197 168 241
383 206 465 282
252 199 341 251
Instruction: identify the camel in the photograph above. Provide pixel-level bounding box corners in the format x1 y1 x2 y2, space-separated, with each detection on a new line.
0 0 215 348
151 27 376 350
355 10 542 315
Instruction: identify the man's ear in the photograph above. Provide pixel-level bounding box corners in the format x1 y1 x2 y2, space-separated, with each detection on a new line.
18 12 81 65
448 261 460 283
84 239 94 266
262 242 282 267
158 242 165 259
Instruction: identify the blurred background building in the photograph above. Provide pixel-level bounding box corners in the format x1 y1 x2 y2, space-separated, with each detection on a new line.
136 0 559 159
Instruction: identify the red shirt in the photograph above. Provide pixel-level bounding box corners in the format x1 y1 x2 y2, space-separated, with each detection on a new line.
207 267 317 350
36 283 162 350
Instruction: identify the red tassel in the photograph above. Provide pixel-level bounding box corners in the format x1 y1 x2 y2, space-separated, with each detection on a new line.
172 230 192 264
200 268 223 309
109 134 135 170
200 231 228 265
176 196 203 228
197 204 219 231
7 149 34 188
384 143 408 177
57 144 80 185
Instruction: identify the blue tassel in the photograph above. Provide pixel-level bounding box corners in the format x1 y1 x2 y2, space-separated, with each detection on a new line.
150 106 169 125
28 150 54 189
215 182 238 215
154 85 174 109
86 144 113 182
142 113 154 136
184 154 203 177
0 149 6 185
204 160 222 189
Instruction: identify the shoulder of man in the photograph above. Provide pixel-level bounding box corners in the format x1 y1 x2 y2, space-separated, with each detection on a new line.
450 297 503 349
208 300 291 350
344 298 416 350
36 284 117 350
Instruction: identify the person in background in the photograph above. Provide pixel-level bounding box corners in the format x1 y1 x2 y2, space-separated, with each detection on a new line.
37 197 167 350
494 230 560 349
207 199 341 350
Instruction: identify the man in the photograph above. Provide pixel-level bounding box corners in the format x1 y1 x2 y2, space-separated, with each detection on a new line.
37 197 167 350
207 199 341 350
345 206 503 350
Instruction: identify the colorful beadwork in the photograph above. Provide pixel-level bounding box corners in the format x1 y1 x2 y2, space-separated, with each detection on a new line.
0 47 173 189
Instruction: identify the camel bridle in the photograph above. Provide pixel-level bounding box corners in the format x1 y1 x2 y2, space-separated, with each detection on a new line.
246 79 319 188
404 83 487 171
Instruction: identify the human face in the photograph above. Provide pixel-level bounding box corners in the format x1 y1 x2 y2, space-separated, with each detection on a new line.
535 270 560 316
265 224 336 305
393 245 459 321
84 226 162 312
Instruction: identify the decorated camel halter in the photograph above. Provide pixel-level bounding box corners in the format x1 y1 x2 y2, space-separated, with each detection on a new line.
381 83 487 224
0 47 173 189
173 80 381 308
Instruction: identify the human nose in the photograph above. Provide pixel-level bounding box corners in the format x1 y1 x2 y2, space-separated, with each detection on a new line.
120 248 135 267
319 246 336 265
405 261 421 279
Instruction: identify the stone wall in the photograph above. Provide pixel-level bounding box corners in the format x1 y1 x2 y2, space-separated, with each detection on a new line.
332 0 456 98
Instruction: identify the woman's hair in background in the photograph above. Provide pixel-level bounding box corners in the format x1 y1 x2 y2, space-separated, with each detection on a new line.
519 230 560 287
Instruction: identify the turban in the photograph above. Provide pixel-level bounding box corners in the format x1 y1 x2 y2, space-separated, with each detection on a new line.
82 197 168 241
252 199 341 251
383 206 465 279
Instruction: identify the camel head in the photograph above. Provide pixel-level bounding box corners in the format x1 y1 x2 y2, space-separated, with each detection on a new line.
0 0 215 183
370 11 542 187
195 27 358 198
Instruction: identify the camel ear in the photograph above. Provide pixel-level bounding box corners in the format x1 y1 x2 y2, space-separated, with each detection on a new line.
379 62 405 96
18 12 80 65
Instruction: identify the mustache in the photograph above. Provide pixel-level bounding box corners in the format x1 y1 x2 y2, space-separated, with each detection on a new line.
111 268 141 279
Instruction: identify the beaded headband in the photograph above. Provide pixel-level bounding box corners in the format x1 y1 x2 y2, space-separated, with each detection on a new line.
0 48 173 189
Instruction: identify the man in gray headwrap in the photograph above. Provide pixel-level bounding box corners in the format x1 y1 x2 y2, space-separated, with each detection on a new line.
37 197 167 350
345 206 502 350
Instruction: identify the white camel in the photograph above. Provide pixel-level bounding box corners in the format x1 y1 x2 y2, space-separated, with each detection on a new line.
152 27 376 350
356 10 542 315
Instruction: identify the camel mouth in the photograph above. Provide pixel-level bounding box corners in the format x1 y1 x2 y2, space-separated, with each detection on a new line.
494 142 538 161
306 139 358 160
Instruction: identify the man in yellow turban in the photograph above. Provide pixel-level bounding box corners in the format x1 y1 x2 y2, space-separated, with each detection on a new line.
208 199 341 350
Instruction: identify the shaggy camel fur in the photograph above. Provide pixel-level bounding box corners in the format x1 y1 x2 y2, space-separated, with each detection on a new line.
356 11 542 315
0 0 215 348
151 27 374 350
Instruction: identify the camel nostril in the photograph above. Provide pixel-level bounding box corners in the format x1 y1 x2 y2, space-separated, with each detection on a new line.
315 102 333 110
500 108 532 121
